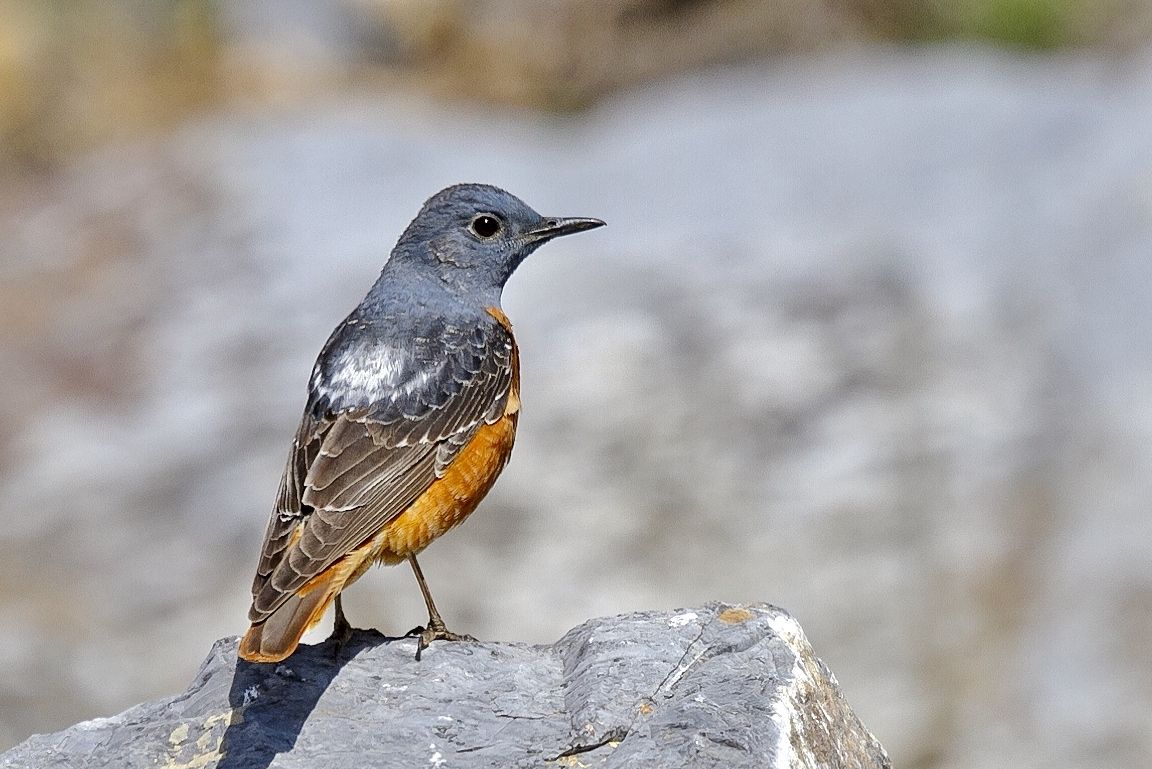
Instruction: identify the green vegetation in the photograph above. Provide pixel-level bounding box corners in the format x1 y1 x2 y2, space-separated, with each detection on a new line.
961 0 1074 48
865 0 1136 49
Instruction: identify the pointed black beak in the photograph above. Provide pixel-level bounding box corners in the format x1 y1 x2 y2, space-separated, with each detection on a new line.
525 216 606 242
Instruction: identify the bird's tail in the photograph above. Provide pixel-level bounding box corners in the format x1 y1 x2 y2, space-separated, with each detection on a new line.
238 576 339 663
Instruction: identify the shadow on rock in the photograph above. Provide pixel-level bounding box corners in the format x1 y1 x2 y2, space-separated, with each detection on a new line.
217 629 393 769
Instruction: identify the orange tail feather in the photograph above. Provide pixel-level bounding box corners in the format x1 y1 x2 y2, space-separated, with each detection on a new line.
238 577 339 663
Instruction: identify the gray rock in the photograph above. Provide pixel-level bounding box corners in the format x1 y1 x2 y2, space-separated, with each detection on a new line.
0 604 888 769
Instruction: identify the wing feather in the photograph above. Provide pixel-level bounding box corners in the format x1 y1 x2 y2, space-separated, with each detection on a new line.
248 316 515 622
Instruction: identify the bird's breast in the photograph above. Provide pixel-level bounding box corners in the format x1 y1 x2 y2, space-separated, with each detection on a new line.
370 309 520 563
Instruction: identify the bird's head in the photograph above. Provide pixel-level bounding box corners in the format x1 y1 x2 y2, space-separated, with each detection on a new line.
388 183 604 303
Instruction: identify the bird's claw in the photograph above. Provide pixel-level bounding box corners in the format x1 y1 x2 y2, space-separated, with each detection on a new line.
328 612 356 661
410 621 476 660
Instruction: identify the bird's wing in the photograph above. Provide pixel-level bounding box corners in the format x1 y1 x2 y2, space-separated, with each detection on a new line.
248 317 515 622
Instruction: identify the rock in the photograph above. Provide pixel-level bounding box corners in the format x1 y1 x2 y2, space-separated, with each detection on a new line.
0 604 888 769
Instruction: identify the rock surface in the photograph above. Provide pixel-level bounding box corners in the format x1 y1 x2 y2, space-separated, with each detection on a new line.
0 604 888 769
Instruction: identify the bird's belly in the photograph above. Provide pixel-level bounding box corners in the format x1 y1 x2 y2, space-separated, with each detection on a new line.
371 411 518 564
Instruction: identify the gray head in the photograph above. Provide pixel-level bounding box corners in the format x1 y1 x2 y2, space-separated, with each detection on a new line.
383 184 604 304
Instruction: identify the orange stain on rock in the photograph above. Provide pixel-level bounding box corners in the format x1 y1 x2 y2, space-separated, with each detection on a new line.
717 607 754 624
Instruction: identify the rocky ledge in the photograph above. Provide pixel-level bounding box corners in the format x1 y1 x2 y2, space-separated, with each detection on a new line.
1 603 889 768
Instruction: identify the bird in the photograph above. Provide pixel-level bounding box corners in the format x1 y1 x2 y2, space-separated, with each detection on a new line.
237 184 604 663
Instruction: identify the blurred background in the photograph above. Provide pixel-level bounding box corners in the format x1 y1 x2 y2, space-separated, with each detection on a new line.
2 0 1151 766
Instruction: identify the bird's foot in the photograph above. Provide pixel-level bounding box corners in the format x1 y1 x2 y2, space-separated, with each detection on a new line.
327 612 356 661
409 620 476 661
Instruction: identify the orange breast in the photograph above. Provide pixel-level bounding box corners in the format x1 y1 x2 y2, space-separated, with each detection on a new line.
371 307 520 564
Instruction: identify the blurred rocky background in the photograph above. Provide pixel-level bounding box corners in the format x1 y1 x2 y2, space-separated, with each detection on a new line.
2 1 1151 768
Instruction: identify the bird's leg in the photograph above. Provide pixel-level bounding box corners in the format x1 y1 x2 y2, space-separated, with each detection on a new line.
328 594 355 659
408 554 474 660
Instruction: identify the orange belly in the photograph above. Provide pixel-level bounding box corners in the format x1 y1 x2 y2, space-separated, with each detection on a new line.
371 407 518 564
357 305 520 571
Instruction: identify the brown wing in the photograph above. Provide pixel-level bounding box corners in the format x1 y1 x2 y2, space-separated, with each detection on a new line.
248 318 515 623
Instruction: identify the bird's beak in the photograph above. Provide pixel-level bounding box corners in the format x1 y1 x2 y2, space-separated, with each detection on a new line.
525 217 606 242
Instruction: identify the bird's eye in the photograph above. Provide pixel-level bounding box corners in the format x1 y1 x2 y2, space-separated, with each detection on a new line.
469 214 502 239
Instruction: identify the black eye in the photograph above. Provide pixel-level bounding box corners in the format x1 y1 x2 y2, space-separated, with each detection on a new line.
469 214 502 239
